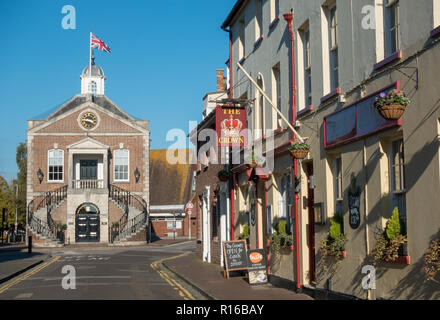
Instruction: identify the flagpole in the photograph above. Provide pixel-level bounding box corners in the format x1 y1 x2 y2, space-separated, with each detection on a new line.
89 31 92 77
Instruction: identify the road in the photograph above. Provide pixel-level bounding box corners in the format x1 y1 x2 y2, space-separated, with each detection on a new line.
0 241 205 300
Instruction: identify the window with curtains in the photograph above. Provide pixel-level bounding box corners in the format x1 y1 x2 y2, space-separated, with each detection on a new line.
114 149 129 182
385 0 400 56
48 149 64 182
390 139 406 228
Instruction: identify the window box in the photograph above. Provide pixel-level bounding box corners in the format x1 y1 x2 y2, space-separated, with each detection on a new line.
374 51 402 71
254 34 264 49
269 15 280 30
297 105 313 117
430 26 440 38
320 88 341 104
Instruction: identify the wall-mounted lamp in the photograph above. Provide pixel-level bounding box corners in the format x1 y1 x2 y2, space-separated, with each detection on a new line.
314 202 326 225
134 168 140 183
37 168 44 184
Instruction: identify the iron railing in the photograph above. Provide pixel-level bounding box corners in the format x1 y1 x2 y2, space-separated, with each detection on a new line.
109 184 149 243
27 185 68 242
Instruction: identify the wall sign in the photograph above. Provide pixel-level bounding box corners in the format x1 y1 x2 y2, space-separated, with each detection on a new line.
222 240 248 279
216 106 247 147
348 174 361 229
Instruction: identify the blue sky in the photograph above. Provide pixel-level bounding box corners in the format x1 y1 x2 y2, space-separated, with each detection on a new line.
0 0 236 181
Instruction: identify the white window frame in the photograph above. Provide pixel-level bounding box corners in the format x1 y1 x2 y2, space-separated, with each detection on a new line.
255 0 263 40
114 149 130 182
328 4 339 91
389 138 406 226
334 156 343 214
239 16 246 59
272 63 281 129
304 27 312 107
384 0 400 57
47 149 64 183
270 0 280 22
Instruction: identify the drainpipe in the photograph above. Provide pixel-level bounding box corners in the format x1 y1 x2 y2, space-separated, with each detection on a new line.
222 26 234 241
284 11 302 291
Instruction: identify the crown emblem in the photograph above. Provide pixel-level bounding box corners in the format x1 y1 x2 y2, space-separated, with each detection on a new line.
220 115 243 138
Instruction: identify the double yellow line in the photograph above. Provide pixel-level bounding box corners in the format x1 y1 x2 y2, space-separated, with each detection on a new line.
0 256 61 295
150 253 195 300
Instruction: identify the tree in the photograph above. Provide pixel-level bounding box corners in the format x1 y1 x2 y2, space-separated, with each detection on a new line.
11 142 27 227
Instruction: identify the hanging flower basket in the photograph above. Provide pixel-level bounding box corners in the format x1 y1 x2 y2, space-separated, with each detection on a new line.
288 141 310 159
217 170 230 182
374 90 411 121
244 152 264 169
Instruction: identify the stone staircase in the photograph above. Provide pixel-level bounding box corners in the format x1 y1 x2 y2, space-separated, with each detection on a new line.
108 185 149 245
27 186 68 247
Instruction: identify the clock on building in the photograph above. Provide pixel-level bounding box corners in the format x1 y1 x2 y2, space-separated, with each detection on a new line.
80 112 98 129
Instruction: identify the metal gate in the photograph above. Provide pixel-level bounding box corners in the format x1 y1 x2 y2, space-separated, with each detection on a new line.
75 203 100 242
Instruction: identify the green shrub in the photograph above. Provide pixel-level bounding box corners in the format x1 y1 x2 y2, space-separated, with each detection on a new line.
240 222 249 239
386 207 404 241
329 212 343 240
277 218 287 235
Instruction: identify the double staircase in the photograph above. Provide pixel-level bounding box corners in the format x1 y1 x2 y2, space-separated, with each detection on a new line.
27 184 149 246
108 185 150 244
27 185 68 247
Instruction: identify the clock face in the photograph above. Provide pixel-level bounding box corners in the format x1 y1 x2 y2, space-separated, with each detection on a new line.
80 112 98 129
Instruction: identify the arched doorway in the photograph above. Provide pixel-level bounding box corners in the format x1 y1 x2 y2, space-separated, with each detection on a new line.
75 203 100 242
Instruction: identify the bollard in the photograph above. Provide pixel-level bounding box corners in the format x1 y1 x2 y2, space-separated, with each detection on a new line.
28 236 32 254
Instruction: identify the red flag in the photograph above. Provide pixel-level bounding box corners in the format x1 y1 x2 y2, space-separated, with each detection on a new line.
90 32 111 53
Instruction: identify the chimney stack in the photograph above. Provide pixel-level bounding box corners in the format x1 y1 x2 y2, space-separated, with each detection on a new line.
216 69 226 92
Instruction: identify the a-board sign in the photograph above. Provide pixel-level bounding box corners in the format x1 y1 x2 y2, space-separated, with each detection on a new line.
222 240 248 279
247 249 268 285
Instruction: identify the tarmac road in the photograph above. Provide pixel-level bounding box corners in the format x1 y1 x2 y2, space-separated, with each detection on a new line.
0 241 205 300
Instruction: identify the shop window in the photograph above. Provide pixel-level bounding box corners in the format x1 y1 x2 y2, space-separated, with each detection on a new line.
48 149 64 182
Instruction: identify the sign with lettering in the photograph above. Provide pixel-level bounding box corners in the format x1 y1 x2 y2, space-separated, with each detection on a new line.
222 240 248 279
247 249 268 285
216 106 247 147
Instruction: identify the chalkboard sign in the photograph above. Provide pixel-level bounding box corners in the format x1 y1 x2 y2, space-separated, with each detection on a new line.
222 240 248 279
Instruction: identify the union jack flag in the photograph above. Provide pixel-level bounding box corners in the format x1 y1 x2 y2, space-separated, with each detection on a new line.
90 32 111 53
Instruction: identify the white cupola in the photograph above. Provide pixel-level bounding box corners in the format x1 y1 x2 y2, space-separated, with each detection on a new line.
80 57 106 95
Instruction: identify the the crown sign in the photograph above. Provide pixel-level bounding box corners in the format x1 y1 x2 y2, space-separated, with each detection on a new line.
221 115 243 137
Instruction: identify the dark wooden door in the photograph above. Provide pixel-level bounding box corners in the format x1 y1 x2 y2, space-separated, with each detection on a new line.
80 160 98 180
307 163 316 284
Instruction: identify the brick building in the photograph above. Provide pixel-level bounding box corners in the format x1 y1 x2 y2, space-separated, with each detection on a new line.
26 58 150 246
149 149 195 239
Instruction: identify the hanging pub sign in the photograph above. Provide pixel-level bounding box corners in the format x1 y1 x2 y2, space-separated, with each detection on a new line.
216 105 247 147
348 173 361 229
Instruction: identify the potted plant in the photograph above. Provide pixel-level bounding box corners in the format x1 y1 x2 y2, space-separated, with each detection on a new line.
370 207 408 265
269 218 293 256
321 212 347 261
288 141 310 159
244 151 264 169
217 170 230 182
239 222 250 247
373 89 411 120
424 239 440 282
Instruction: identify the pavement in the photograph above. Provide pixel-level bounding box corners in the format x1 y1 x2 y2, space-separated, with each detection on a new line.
0 245 50 284
0 241 312 300
162 252 313 300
